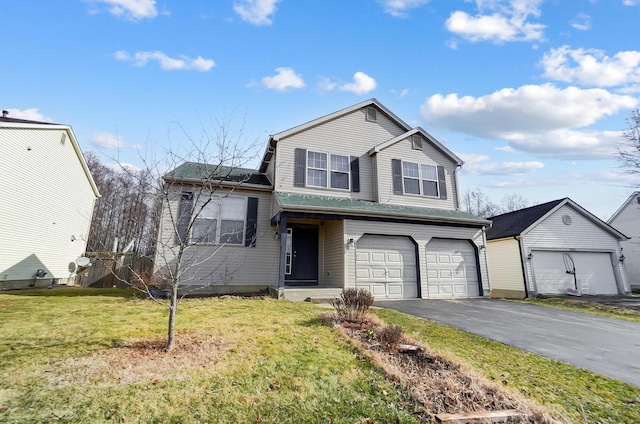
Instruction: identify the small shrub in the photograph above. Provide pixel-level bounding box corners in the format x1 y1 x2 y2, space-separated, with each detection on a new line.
331 288 374 323
376 324 403 351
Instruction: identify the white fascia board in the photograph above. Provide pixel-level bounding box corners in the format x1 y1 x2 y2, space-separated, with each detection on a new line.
521 198 629 241
368 126 463 166
608 191 640 224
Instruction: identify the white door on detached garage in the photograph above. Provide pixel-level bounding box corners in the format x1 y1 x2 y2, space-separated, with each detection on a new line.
426 239 479 298
532 251 619 295
355 235 418 299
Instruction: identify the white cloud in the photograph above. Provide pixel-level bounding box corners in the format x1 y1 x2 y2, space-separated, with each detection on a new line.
261 67 305 91
540 45 640 87
91 131 126 149
420 84 638 159
445 0 545 44
86 0 158 21
233 0 281 25
339 72 377 95
623 0 639 5
379 0 431 18
114 50 215 71
459 153 544 175
494 145 516 152
2 108 52 122
570 13 591 31
316 76 337 92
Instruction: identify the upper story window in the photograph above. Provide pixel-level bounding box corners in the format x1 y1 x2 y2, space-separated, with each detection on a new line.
177 192 259 247
392 159 447 200
330 154 350 189
307 151 328 187
295 148 359 192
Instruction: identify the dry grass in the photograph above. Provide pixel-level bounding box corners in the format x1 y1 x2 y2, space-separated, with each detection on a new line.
44 332 228 388
323 311 557 423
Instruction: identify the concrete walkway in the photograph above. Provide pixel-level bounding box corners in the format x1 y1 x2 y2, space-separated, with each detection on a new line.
374 298 640 387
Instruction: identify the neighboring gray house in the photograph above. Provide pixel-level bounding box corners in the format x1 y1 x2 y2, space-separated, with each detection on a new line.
486 198 630 298
608 192 640 292
156 99 492 300
0 114 100 289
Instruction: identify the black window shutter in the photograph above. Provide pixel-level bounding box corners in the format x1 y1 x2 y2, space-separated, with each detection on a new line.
294 148 306 187
350 156 360 193
392 159 403 195
245 197 259 247
176 191 194 244
437 166 447 200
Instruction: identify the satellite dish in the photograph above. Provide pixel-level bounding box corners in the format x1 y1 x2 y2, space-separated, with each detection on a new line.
75 257 91 267
68 262 77 273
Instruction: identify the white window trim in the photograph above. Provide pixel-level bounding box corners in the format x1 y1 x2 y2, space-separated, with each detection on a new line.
306 150 350 191
191 195 247 245
401 160 440 198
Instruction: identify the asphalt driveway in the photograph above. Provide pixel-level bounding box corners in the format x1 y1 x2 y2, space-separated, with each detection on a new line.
374 298 640 387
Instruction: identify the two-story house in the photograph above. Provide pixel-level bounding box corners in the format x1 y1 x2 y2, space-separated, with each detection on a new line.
156 99 491 300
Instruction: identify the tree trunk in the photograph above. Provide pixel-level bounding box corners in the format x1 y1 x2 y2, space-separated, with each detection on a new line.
167 285 178 351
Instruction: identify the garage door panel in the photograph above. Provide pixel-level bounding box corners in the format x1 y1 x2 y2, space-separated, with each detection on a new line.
427 239 479 299
532 251 618 295
355 235 418 299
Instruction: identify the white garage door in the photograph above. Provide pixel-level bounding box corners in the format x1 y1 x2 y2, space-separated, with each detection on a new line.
355 235 418 299
532 251 619 295
426 239 479 299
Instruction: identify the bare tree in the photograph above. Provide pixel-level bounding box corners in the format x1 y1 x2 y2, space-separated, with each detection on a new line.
462 188 531 218
500 193 529 213
617 108 640 184
462 188 501 218
138 119 260 350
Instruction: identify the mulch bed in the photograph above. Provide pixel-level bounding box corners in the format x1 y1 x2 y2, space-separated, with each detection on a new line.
331 317 559 423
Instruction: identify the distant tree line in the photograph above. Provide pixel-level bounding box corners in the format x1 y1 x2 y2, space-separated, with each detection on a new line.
84 152 160 257
462 188 530 219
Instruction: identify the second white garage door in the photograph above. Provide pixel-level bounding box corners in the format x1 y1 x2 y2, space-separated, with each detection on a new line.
532 251 619 295
426 239 479 299
355 235 418 299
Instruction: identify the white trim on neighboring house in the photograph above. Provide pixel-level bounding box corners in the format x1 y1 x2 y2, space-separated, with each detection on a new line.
608 191 640 224
521 198 628 241
368 127 464 166
0 121 101 198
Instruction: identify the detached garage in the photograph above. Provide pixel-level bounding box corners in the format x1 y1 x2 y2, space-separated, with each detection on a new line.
486 198 630 298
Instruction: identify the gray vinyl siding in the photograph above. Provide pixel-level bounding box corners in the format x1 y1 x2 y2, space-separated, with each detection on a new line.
0 128 96 286
609 194 640 289
486 238 525 293
156 187 279 288
521 204 629 294
274 107 405 201
344 220 489 298
322 220 344 288
375 136 458 209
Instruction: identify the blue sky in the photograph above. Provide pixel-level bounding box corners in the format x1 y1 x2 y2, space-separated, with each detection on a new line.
3 0 640 218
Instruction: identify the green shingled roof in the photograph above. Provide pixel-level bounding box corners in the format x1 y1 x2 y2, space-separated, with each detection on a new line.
275 192 489 225
165 162 271 186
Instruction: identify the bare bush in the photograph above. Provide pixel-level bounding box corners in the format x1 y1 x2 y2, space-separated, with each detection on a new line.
376 324 403 351
331 288 374 323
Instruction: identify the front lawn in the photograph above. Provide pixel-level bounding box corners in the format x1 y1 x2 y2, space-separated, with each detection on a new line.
1 288 639 423
0 288 418 423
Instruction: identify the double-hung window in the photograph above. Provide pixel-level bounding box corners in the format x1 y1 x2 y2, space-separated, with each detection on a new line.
295 148 359 192
330 154 350 189
397 160 441 197
421 164 439 197
307 151 327 187
192 197 219 243
402 161 421 195
190 196 247 245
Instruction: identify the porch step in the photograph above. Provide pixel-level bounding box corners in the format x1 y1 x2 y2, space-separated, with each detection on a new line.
283 286 343 302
